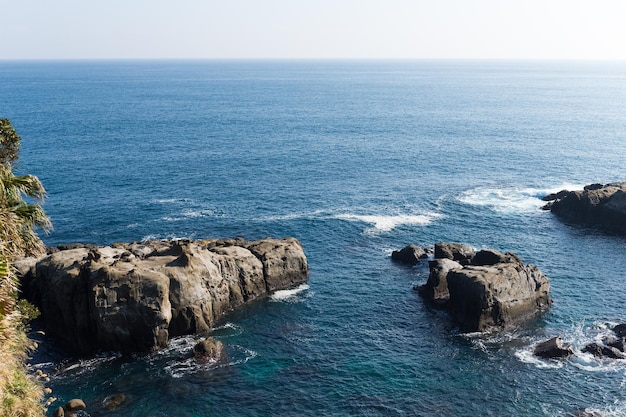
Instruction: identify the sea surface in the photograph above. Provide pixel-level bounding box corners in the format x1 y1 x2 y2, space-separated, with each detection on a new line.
2 60 626 416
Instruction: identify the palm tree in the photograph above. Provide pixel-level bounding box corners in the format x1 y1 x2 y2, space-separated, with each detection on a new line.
0 164 51 260
0 119 50 417
0 119 51 260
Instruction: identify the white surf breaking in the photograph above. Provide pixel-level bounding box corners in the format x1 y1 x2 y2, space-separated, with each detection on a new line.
515 320 626 372
457 183 586 214
334 212 443 234
270 284 310 303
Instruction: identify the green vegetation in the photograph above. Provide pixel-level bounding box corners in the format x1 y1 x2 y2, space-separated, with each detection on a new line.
0 119 52 417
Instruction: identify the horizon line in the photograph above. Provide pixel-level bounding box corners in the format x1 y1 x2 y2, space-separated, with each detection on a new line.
2 56 626 62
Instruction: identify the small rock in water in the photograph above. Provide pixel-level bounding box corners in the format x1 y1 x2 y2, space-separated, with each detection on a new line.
567 408 603 417
533 337 574 359
613 323 626 338
582 343 626 360
64 398 86 412
193 337 227 363
103 393 127 410
391 244 428 265
52 407 64 417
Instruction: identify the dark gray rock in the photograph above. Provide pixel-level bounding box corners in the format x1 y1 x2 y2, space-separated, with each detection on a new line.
193 337 227 363
542 189 570 202
613 323 626 338
417 258 462 306
19 238 309 354
603 335 626 352
416 243 551 332
582 342 626 359
470 249 521 266
434 242 475 265
533 337 574 359
391 244 428 265
546 182 626 234
447 260 551 332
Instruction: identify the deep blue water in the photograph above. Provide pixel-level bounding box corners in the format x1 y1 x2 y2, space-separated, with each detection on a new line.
3 60 626 416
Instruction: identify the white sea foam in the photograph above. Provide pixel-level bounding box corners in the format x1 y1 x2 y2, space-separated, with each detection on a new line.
151 198 195 204
334 212 443 233
141 234 195 242
256 209 327 222
514 348 565 369
162 209 217 222
457 183 586 214
163 344 257 379
270 284 310 302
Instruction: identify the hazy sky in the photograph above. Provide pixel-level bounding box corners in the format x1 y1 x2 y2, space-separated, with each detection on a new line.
2 0 625 60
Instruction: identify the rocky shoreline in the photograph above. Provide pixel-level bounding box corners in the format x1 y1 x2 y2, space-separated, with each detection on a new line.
17 237 309 355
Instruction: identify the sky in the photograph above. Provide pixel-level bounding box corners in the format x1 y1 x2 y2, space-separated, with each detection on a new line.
1 0 625 60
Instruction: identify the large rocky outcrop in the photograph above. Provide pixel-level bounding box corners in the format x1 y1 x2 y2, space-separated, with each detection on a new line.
18 238 308 354
543 182 626 234
416 243 551 332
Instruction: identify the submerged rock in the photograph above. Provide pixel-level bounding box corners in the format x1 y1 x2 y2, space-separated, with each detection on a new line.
102 393 127 410
533 337 574 359
417 243 551 332
543 182 626 234
20 238 309 354
567 409 603 417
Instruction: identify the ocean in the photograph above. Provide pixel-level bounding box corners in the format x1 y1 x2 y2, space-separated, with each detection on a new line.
2 60 626 416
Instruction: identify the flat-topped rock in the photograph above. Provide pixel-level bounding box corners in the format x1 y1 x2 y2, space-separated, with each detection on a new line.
415 243 551 332
543 182 626 234
19 238 308 354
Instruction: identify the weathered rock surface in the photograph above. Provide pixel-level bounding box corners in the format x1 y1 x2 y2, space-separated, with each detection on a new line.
19 238 309 354
533 337 574 359
543 182 626 234
416 258 462 306
582 342 626 360
434 242 475 265
391 244 428 265
193 337 227 363
416 243 551 332
575 324 626 360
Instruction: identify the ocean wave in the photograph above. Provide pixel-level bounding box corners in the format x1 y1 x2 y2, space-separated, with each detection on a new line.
270 284 310 303
163 344 257 379
150 198 195 204
514 348 565 369
333 212 443 233
53 353 123 378
515 321 626 372
161 209 219 222
457 183 586 214
141 233 197 242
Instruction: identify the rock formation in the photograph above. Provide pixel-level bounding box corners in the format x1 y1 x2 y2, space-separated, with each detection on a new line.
533 337 574 359
415 243 552 332
542 182 626 234
580 323 626 360
18 238 309 354
391 244 428 265
193 337 227 363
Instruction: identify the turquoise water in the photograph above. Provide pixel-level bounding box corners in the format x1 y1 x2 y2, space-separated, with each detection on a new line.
2 60 626 416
